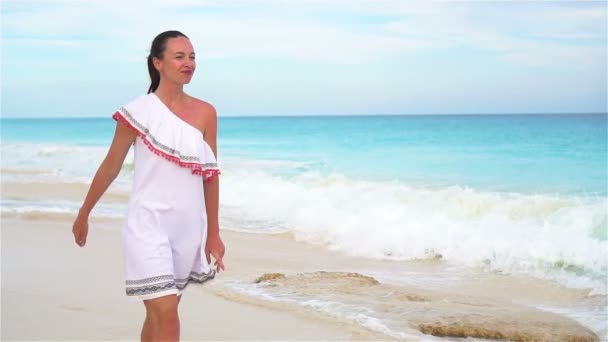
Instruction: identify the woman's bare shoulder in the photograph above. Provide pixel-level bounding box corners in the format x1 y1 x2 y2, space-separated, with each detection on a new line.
187 96 217 136
188 96 217 118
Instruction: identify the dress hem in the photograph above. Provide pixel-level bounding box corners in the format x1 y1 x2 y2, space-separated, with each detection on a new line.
125 270 216 302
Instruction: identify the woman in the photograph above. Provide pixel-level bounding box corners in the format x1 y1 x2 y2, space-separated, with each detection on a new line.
72 30 225 341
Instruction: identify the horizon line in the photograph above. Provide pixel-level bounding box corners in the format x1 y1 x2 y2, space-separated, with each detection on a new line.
2 112 607 120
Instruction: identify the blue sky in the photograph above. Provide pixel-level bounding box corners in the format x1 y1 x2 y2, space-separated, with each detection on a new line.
1 0 606 117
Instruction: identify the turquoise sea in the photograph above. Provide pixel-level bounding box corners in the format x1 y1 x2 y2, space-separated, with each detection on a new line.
3 114 606 195
1 114 607 295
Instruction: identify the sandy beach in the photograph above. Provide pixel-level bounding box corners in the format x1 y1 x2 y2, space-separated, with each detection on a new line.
2 214 389 341
1 179 604 341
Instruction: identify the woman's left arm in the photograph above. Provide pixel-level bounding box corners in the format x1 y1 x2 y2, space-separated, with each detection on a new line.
202 104 225 272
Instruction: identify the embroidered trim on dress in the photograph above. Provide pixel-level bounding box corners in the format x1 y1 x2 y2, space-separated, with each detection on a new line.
126 274 174 286
125 274 177 297
175 270 216 290
126 281 177 296
113 108 221 182
125 271 216 297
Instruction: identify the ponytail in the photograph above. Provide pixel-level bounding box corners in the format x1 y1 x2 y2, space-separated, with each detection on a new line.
147 55 160 94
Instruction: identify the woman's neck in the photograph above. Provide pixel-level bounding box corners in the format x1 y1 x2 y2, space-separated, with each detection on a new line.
154 82 186 106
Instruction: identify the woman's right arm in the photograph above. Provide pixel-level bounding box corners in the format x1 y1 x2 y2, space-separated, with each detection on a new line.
72 120 136 247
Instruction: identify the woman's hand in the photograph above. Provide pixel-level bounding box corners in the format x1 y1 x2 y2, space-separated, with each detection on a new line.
205 234 225 273
72 211 89 247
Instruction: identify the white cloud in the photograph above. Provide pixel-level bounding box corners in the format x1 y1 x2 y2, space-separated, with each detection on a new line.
3 0 605 66
380 2 606 66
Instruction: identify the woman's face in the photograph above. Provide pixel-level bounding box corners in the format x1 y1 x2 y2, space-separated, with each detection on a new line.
154 36 196 85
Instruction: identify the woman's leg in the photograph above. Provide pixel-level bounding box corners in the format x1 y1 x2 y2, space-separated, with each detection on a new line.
141 310 158 341
141 295 179 342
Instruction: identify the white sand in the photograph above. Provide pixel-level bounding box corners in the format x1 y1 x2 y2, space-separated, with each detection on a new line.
0 216 381 341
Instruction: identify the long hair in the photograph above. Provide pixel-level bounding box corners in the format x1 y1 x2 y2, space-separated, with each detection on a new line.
147 30 189 94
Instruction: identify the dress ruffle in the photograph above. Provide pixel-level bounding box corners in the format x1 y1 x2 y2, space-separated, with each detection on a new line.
112 94 220 183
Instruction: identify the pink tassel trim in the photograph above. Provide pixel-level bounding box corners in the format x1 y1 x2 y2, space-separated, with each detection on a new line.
113 111 221 183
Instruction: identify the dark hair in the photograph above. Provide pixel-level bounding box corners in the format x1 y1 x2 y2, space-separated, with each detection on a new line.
147 30 189 94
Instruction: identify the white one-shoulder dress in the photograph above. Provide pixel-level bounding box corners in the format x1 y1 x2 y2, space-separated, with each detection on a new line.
112 93 220 301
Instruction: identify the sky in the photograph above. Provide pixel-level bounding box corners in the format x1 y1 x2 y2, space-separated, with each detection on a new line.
1 0 607 117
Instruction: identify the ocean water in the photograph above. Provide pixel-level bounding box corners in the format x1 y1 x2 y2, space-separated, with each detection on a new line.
1 114 607 296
